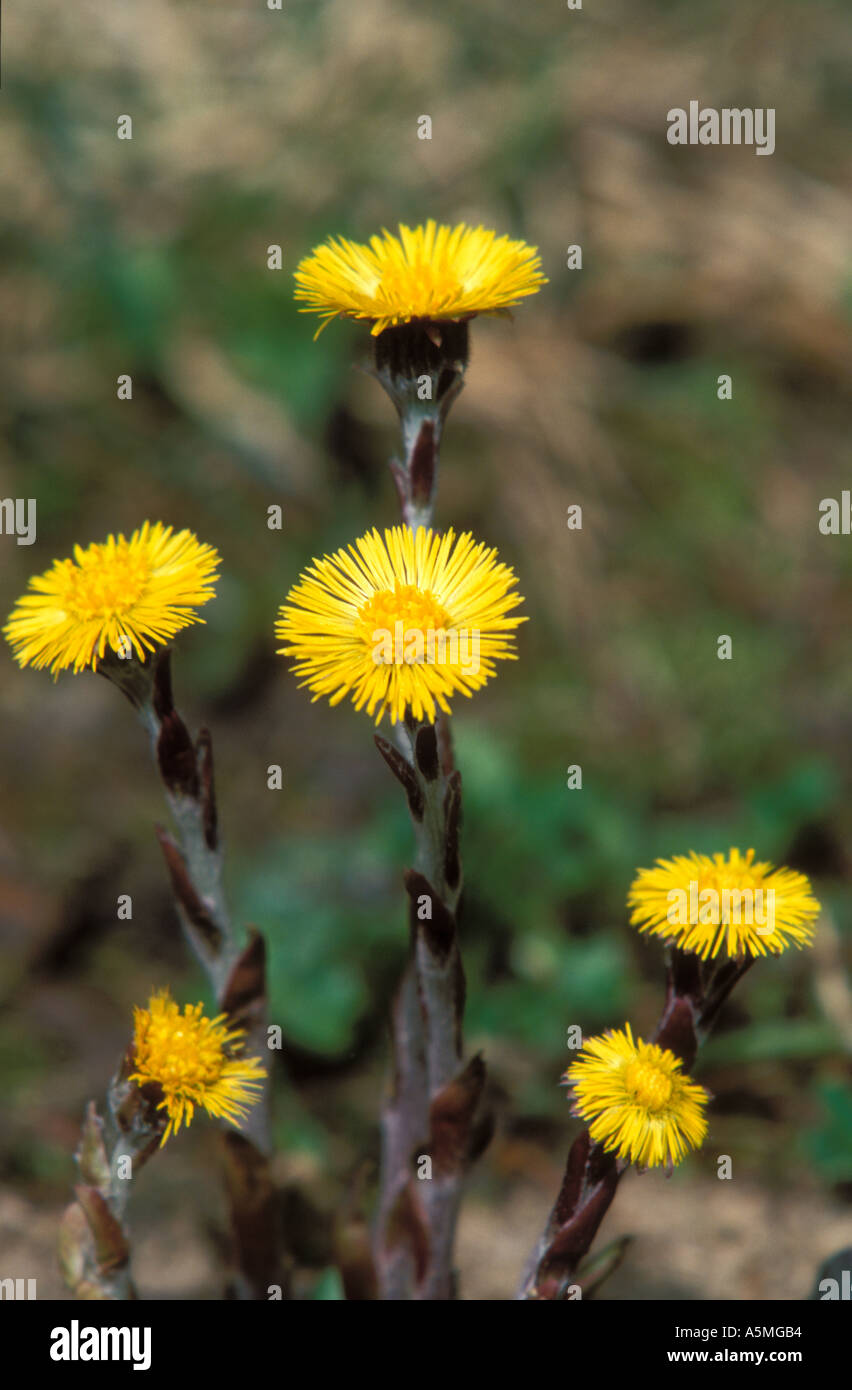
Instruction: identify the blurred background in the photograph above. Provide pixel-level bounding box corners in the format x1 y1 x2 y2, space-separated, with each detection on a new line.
1 0 851 1299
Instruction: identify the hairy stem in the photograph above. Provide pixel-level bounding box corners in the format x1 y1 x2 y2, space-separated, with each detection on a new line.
59 1068 164 1300
372 348 484 1299
517 951 755 1299
101 647 282 1298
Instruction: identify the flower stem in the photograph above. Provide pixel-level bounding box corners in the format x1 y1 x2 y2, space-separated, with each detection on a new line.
59 1069 164 1300
102 646 283 1298
516 951 755 1299
371 360 485 1300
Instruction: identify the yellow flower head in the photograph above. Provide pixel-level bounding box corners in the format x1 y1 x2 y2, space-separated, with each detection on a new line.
130 991 265 1146
628 848 820 961
294 220 547 336
276 525 525 725
4 522 220 676
565 1024 709 1170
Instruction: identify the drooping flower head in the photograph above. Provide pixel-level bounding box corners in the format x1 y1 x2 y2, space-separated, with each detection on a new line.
129 990 265 1146
294 220 547 337
564 1024 709 1170
4 522 220 676
275 525 525 725
628 848 820 961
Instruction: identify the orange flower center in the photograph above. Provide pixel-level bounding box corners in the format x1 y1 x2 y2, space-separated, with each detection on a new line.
58 549 149 621
357 584 451 664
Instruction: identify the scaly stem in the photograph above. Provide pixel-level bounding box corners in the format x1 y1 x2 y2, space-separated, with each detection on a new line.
516 951 756 1299
99 647 283 1299
59 1069 165 1300
371 325 485 1299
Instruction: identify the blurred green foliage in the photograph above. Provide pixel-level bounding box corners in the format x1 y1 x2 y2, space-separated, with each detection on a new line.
1 2 850 1281
805 1080 852 1183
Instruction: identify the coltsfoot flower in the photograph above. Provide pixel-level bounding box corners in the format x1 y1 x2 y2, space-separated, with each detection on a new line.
275 525 525 725
294 220 547 336
564 1024 709 1170
628 848 820 961
4 522 220 676
130 991 265 1146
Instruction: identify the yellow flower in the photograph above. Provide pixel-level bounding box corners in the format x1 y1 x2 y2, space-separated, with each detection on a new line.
294 220 547 336
275 525 525 725
565 1024 709 1170
628 848 820 961
4 522 220 676
130 991 265 1146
